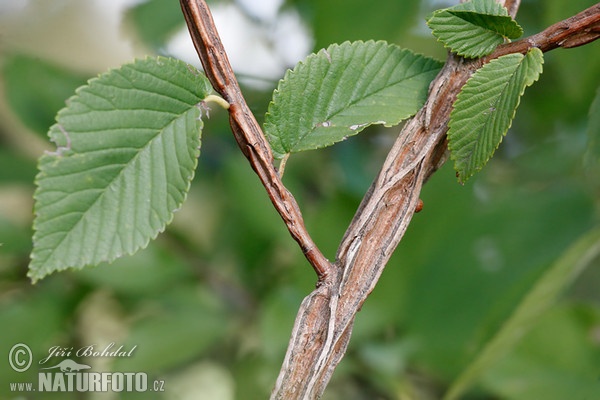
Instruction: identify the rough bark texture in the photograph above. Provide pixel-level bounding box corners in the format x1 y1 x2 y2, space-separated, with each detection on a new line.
179 1 600 398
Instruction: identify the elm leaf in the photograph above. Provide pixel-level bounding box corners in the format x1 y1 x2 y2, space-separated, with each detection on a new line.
427 0 523 58
264 41 443 160
448 48 543 183
29 57 214 282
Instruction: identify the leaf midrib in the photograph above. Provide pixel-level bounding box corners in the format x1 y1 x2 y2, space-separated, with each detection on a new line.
37 108 196 269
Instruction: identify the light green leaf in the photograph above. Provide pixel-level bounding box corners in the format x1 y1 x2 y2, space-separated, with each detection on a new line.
264 41 443 160
29 57 213 282
448 47 543 183
427 0 523 58
443 227 600 400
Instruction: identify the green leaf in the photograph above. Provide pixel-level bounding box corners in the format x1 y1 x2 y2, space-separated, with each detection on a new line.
264 41 443 160
427 0 523 58
448 47 543 183
443 227 600 400
29 57 213 282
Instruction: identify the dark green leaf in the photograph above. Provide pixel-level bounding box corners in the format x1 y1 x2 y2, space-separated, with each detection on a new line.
448 48 543 183
427 0 523 58
264 41 442 160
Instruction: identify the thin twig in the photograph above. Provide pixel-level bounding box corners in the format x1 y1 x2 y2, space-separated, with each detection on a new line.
488 3 600 59
180 0 332 282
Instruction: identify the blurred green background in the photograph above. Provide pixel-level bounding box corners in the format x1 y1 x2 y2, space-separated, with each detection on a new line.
0 0 599 399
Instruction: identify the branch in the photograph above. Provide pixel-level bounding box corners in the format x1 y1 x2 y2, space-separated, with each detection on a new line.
180 0 332 281
489 3 600 58
178 0 600 398
271 52 472 400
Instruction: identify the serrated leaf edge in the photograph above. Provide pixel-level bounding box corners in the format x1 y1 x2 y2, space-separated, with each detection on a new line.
29 56 212 282
265 40 443 159
448 48 544 183
427 0 523 58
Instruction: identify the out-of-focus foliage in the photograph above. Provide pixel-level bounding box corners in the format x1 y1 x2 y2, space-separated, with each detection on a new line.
0 0 598 399
126 0 184 49
3 54 88 136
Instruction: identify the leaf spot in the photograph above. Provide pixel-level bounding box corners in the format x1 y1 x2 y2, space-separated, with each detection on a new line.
45 124 72 157
198 103 210 119
349 122 369 131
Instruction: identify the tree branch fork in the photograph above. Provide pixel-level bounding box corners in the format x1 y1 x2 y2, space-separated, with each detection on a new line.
180 0 600 398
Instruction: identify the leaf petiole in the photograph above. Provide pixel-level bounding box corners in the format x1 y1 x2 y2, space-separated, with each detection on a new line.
277 153 290 177
203 94 230 110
